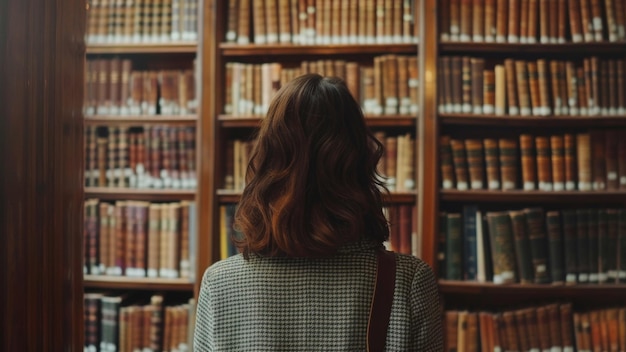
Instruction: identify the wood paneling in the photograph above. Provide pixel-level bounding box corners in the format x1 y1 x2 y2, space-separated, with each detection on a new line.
0 0 85 350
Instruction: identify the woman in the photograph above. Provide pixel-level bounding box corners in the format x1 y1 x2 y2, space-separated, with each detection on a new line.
194 74 443 351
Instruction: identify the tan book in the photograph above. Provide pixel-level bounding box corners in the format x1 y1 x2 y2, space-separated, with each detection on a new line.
502 311 520 351
252 0 267 43
591 130 607 190
515 60 531 116
520 134 537 190
450 0 461 41
577 66 589 115
496 0 508 42
577 133 592 190
483 69 495 114
494 65 506 115
615 0 626 41
508 0 520 42
278 0 291 43
499 138 518 190
504 59 519 115
147 203 161 277
383 55 399 114
385 136 398 190
440 136 455 190
395 136 406 192
402 0 415 42
549 60 562 115
484 138 501 190
462 56 472 113
549 0 558 43
265 0 279 43
396 56 410 115
225 0 238 42
459 0 472 42
445 311 459 352
373 56 384 114
514 310 531 352
557 0 566 42
472 0 484 41
484 0 497 41
452 56 463 113
329 0 340 43
568 0 584 42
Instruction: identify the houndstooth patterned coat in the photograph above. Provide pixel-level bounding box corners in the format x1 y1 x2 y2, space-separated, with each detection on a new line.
193 240 443 351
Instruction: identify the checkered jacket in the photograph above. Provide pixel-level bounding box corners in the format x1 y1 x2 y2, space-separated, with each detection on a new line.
193 240 443 351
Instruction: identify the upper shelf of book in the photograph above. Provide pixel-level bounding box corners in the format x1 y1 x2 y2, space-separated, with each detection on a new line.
85 187 196 201
439 42 626 55
219 43 418 57
85 115 198 126
217 189 417 204
218 115 417 128
86 42 198 55
84 275 194 291
439 114 626 127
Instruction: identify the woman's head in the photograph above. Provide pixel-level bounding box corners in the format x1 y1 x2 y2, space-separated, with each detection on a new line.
234 74 389 258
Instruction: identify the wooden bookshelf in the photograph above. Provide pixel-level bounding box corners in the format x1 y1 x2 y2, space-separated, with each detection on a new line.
86 42 198 54
84 275 194 291
218 115 417 128
220 43 418 57
85 115 198 126
217 189 418 204
440 189 626 203
84 187 196 200
439 113 626 127
439 42 626 55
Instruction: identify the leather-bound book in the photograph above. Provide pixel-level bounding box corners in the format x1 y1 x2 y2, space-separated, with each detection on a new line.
546 304 563 351
523 308 541 351
550 135 565 191
499 138 519 190
561 209 579 284
527 61 541 116
484 138 501 190
225 0 238 42
548 0 558 43
502 311 521 351
588 209 599 284
563 133 576 190
559 304 575 351
615 0 626 41
484 0 496 42
606 208 619 282
527 0 538 42
408 56 419 114
147 203 161 278
496 0 508 42
445 213 463 280
451 139 469 190
473 0 484 42
524 207 551 283
471 58 484 114
445 311 459 352
385 136 397 191
576 67 589 116
277 0 291 43
441 0 451 41
619 308 626 349
558 61 569 115
565 62 578 115
608 60 617 115
598 208 610 283
513 309 531 352
509 210 534 283
519 134 537 191
441 135 455 190
590 0 603 41
535 136 553 191
465 139 485 190
557 0 566 42
441 57 453 113
519 0 529 42
568 0 583 42
600 61 609 115
579 0 593 42
536 306 553 351
452 56 463 113
438 212 447 278
576 209 591 283
549 61 562 115
124 202 137 276
135 202 149 277
619 130 626 190
507 0 520 43
546 211 564 284
98 202 111 273
479 312 494 352
576 133 592 191
486 211 517 284
462 56 472 113
483 68 495 114
504 59 519 115
515 60 531 116
463 205 479 281
264 0 278 43
465 312 479 352
591 130 607 190
537 59 551 115
450 0 461 41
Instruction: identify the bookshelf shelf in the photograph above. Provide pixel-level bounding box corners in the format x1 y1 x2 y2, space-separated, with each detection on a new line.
85 115 197 125
85 187 196 200
84 275 194 291
439 42 626 55
219 43 418 57
438 113 626 127
440 189 626 203
86 42 198 54
439 280 626 300
218 115 417 128
217 189 417 204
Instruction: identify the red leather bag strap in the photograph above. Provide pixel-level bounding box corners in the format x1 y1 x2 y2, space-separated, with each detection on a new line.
367 249 397 352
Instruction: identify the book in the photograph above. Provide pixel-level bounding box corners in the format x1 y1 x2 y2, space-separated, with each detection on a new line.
486 211 517 284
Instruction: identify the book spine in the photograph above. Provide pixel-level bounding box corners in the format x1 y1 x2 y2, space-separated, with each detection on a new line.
577 133 592 191
472 0 484 42
535 136 553 191
576 209 590 283
509 210 534 283
486 211 517 284
465 139 485 190
587 209 600 284
508 0 520 43
546 211 564 284
483 138 501 190
524 207 551 284
597 209 610 283
445 213 463 280
499 138 518 190
463 205 479 281
519 134 536 190
462 56 472 113
607 208 619 282
496 0 508 42
451 139 469 190
550 135 565 191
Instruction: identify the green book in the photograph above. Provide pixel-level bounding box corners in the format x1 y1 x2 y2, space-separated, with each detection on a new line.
445 213 463 281
486 212 517 284
509 210 533 284
523 207 551 284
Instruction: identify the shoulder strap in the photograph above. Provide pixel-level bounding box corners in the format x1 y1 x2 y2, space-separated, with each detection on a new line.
367 249 397 352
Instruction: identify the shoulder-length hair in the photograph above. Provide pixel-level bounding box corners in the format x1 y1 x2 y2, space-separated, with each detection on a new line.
234 74 389 258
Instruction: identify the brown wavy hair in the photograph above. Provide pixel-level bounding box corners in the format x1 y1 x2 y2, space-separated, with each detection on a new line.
234 74 389 258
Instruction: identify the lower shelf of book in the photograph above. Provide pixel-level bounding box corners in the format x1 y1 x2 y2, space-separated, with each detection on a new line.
85 187 196 201
440 189 626 203
84 275 194 291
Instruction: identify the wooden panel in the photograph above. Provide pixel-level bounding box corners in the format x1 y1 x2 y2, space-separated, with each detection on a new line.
440 42 626 55
220 43 418 56
218 115 417 128
86 42 198 54
216 190 417 204
84 187 196 200
85 115 198 126
439 113 626 127
0 0 85 350
440 189 626 203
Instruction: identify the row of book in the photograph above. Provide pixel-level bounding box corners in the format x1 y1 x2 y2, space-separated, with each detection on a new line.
445 303 626 352
222 132 416 193
440 131 626 192
439 205 626 285
440 0 626 43
84 293 195 352
224 55 420 117
224 0 419 45
218 203 419 260
84 59 198 116
85 126 197 189
438 56 626 117
83 199 196 280
86 0 199 43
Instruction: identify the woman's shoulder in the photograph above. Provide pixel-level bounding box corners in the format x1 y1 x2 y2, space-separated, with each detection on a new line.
200 254 246 284
393 252 437 282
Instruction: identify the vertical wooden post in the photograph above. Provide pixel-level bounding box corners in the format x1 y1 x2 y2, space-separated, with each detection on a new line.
0 0 85 350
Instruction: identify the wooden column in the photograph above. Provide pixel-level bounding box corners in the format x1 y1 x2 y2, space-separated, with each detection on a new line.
0 0 85 350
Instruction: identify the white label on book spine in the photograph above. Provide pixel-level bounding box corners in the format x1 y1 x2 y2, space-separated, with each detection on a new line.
608 172 617 181
553 182 564 191
621 176 626 185
507 34 519 43
496 35 506 43
566 273 576 283
456 182 468 191
572 34 583 43
539 182 553 191
488 181 500 190
471 181 483 190
524 182 536 191
147 269 158 278
578 182 591 191
450 25 460 35
502 181 515 190
530 349 540 352
483 105 494 114
578 273 589 282
527 36 537 43
598 273 608 282
442 180 453 189
473 106 482 114
472 34 484 42
589 273 599 282
462 104 472 113
563 347 574 352
551 347 562 352
520 107 531 116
